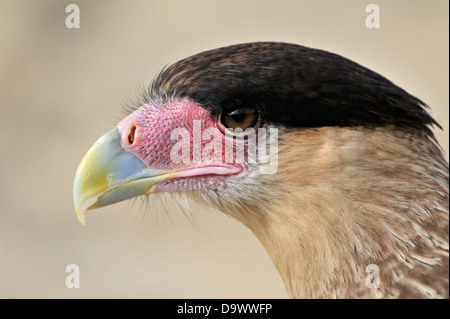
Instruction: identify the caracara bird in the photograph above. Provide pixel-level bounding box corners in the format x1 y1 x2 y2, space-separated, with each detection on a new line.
73 42 449 299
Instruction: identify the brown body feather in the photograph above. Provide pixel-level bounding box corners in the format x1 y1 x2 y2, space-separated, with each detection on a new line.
200 125 449 298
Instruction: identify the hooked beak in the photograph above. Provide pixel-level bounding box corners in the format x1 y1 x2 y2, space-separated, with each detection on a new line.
73 128 242 225
73 129 170 225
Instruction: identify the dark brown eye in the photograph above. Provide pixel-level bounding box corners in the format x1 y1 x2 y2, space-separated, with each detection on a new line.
220 107 260 132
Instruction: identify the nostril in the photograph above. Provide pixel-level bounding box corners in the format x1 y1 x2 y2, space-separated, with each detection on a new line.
127 123 137 145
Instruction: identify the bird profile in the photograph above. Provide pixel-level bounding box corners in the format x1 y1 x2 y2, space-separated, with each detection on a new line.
73 42 449 298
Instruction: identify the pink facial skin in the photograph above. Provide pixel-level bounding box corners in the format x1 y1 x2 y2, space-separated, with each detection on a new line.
117 98 247 191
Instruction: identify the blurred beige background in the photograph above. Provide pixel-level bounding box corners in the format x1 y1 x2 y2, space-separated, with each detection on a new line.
0 0 448 298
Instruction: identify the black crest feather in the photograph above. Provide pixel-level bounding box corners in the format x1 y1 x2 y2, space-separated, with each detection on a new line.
150 42 440 135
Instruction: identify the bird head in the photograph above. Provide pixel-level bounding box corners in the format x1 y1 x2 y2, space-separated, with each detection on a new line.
73 42 448 298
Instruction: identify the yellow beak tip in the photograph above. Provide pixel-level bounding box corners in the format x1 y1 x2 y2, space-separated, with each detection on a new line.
73 128 168 226
75 208 86 226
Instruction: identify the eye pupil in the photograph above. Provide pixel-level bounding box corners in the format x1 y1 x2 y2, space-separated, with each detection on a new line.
229 111 246 123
